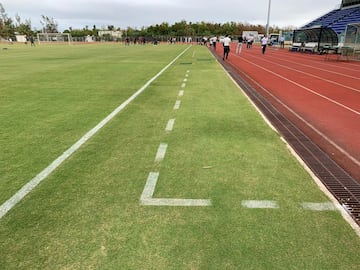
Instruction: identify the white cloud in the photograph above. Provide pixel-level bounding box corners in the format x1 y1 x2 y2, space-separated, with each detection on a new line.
1 0 341 30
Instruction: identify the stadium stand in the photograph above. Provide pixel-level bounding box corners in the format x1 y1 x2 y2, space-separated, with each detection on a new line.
301 1 360 34
292 0 360 59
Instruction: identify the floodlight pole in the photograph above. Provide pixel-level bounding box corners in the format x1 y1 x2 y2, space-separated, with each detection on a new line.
266 0 272 37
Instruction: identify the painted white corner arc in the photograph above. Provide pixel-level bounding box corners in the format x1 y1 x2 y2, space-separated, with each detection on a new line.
0 46 192 220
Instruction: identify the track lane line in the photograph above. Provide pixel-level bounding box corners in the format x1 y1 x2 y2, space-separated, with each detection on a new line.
234 55 360 116
241 53 360 93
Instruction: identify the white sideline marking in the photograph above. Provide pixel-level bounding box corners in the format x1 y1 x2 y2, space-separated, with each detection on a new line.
155 143 168 162
140 172 212 207
181 83 186 88
242 200 279 209
301 202 337 211
174 100 181 110
178 90 184 97
0 46 192 220
185 74 189 77
183 78 188 82
165 119 175 132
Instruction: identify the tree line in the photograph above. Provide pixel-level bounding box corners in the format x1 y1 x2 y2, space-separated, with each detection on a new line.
0 3 294 41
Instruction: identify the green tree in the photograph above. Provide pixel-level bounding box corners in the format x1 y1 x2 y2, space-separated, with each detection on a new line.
0 3 15 39
40 15 58 33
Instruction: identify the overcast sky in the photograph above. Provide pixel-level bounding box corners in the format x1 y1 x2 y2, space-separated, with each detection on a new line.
2 0 342 31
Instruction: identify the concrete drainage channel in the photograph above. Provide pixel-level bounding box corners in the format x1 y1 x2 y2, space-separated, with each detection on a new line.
213 52 360 227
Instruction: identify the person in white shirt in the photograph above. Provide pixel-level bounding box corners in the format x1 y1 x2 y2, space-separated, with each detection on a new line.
261 35 268 54
223 35 231 60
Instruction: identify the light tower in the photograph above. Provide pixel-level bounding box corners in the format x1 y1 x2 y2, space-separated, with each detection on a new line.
266 0 272 37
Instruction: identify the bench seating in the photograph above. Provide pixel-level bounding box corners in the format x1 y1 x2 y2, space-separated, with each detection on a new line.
289 42 302 52
301 42 318 53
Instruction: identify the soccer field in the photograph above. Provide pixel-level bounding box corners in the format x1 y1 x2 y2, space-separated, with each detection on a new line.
0 43 359 269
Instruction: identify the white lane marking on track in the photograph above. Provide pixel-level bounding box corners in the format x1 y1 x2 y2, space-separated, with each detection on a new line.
241 200 279 209
174 100 181 110
155 143 168 162
259 53 360 80
246 54 360 92
0 46 192 220
165 119 175 132
140 172 212 206
236 55 360 116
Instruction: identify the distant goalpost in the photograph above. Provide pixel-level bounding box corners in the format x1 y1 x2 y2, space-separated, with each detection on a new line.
37 33 72 45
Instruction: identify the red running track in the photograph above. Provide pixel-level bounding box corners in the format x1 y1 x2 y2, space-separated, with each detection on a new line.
213 43 360 181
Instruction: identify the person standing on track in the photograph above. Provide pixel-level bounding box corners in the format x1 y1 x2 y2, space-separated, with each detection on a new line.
223 35 231 60
261 35 268 54
236 35 243 54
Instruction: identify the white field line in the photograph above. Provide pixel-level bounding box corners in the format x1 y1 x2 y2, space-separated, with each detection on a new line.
236 55 360 116
140 172 212 207
178 90 184 97
0 46 192 220
165 119 176 132
174 100 181 110
155 143 168 162
181 83 186 88
241 200 279 209
301 202 337 211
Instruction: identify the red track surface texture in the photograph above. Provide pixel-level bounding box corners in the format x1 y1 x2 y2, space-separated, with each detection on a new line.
214 43 360 181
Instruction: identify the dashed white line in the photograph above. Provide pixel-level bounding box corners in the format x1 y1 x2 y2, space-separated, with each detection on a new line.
301 202 337 211
155 143 168 162
178 90 184 97
165 119 176 132
241 200 279 209
174 100 181 110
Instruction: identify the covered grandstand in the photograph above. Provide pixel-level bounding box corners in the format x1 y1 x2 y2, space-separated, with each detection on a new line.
293 0 360 58
301 0 360 35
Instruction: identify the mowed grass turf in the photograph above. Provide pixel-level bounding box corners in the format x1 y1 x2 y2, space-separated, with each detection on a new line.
0 43 359 269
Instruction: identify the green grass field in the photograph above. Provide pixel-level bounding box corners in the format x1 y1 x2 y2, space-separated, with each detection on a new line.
0 43 359 269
